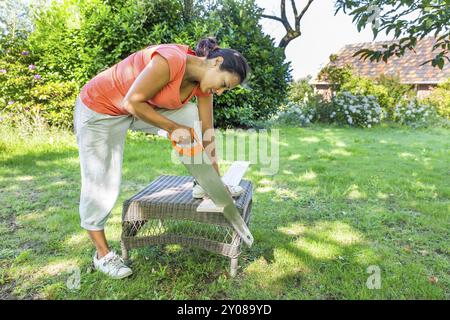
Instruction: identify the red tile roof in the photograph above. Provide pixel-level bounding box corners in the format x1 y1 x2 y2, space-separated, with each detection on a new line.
313 37 450 85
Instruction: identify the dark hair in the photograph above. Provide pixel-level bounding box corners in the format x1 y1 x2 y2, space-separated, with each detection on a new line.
195 37 251 85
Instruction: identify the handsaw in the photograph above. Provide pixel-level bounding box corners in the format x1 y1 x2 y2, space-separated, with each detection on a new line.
169 128 254 247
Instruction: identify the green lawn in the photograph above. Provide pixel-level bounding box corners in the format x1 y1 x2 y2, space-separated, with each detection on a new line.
0 123 448 299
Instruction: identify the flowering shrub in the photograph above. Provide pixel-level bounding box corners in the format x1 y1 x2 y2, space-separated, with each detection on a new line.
275 101 315 126
420 79 450 119
340 74 413 120
331 91 383 128
318 65 414 120
0 34 78 129
394 100 437 128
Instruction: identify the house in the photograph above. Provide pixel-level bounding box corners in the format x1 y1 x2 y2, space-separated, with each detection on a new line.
311 37 450 100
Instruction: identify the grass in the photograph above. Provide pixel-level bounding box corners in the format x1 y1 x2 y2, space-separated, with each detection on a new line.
0 122 449 299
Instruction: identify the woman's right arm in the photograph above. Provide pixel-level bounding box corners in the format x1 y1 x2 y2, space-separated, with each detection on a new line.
121 54 181 135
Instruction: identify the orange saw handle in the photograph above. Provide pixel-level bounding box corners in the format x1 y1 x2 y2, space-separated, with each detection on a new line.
169 127 203 157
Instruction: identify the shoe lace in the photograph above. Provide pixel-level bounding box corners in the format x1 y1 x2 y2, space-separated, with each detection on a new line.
103 253 125 270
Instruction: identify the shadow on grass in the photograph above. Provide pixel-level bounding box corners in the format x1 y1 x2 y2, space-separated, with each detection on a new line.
1 126 448 299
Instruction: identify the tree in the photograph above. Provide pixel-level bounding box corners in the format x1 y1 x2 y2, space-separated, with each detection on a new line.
205 0 292 127
3 0 290 128
260 0 315 49
261 0 449 68
177 0 208 23
335 0 450 68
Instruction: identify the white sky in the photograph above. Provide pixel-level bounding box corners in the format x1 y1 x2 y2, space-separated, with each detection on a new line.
255 0 392 80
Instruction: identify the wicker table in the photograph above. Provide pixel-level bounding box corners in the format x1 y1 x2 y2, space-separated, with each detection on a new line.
121 175 253 277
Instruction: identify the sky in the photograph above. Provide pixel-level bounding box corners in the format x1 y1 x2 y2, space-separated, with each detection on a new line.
255 0 392 80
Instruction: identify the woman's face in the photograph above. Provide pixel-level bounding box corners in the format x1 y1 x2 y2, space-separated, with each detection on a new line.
201 56 241 96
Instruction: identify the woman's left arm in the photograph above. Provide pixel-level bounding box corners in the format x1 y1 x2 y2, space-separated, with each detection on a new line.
197 95 220 176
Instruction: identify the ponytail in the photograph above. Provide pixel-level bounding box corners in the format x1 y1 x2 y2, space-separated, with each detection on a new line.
195 36 220 57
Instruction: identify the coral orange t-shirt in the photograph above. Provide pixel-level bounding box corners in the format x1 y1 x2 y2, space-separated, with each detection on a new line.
79 44 212 115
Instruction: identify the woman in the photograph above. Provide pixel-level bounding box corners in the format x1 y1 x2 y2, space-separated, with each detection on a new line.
73 37 250 279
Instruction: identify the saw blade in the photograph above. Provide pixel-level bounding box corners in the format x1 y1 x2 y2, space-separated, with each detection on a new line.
169 129 254 247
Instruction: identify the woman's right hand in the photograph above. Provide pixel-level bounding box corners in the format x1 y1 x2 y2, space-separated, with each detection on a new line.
170 124 195 145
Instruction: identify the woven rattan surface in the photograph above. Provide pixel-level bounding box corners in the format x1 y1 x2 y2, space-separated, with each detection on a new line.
121 175 253 259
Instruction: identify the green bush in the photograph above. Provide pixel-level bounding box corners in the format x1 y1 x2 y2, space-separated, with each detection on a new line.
204 0 291 128
317 64 353 92
0 33 78 129
421 78 450 119
0 34 36 107
288 76 315 104
1 81 78 129
394 100 438 128
318 65 414 120
27 0 184 84
340 74 413 120
306 94 335 123
19 0 290 129
286 77 334 124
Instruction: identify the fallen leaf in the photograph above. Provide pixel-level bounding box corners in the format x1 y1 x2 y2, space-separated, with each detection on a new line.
428 276 438 284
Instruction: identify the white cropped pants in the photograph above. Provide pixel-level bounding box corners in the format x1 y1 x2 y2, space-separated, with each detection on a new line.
73 96 200 231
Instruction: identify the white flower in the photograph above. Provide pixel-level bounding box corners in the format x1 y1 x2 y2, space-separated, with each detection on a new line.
367 124 371 128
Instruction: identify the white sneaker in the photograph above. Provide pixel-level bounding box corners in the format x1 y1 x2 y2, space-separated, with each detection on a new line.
226 185 245 197
192 182 206 199
192 181 245 199
93 251 133 279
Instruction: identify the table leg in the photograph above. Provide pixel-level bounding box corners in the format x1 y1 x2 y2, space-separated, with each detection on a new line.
230 256 239 277
121 240 129 263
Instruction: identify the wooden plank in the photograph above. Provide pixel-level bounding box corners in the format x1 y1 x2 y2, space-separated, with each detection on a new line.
221 161 250 187
196 161 250 213
196 198 224 212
